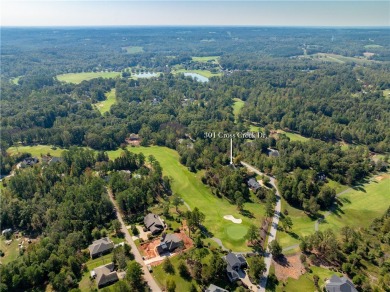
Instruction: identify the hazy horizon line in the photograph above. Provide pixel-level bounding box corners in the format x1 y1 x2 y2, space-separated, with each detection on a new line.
2 25 389 29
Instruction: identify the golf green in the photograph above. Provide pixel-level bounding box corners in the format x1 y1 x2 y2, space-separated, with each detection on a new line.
225 224 248 241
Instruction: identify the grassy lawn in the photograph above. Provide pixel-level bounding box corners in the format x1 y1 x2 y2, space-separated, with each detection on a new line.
174 69 222 78
364 44 383 49
277 198 316 249
7 145 66 157
275 274 316 292
191 56 220 64
122 46 144 54
326 179 349 194
85 253 113 270
10 76 21 85
312 53 373 65
0 236 20 265
95 88 117 114
383 89 390 98
79 271 96 292
232 98 245 122
153 254 200 292
108 146 266 251
319 172 390 233
57 71 121 84
277 130 308 142
310 266 342 287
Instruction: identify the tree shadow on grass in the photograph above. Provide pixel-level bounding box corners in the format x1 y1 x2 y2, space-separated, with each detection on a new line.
240 209 254 218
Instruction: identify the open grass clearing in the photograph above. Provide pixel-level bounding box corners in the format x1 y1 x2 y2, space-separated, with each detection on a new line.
108 146 266 251
319 172 390 233
10 76 21 85
95 88 117 114
383 89 390 98
312 53 373 64
7 145 66 157
275 273 316 292
122 46 144 54
277 130 309 142
191 56 220 64
0 236 20 265
57 71 121 84
232 98 245 122
364 44 383 49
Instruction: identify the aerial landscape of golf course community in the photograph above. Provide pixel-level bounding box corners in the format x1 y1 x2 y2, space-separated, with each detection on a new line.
1 21 390 292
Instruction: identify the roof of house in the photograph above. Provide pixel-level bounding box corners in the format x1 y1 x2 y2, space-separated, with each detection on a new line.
94 262 118 287
144 213 164 230
49 157 62 164
326 275 358 292
21 157 39 167
88 237 114 256
206 283 229 292
157 233 183 254
225 253 247 268
161 233 182 249
247 178 261 190
226 265 240 280
267 148 280 157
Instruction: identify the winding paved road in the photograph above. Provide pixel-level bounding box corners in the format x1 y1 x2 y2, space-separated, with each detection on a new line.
107 189 162 292
241 162 281 292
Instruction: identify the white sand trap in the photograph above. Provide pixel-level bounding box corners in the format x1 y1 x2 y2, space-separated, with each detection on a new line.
223 215 242 224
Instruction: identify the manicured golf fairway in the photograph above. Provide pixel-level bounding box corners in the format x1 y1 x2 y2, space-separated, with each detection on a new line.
233 98 245 122
319 172 390 233
95 88 117 114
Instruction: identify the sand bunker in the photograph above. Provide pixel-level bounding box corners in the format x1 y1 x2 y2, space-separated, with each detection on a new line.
223 215 242 224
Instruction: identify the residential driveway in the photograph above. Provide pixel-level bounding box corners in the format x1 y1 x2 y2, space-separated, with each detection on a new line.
107 189 162 292
241 162 281 292
131 226 151 241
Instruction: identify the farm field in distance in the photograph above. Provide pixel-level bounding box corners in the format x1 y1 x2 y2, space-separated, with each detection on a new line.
122 46 144 54
191 56 220 63
57 71 121 84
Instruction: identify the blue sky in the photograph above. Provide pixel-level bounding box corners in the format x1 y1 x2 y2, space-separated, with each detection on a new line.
1 1 389 27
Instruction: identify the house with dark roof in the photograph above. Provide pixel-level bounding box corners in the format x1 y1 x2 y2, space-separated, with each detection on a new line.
88 237 114 259
20 157 39 168
267 148 280 157
49 157 62 165
144 213 165 235
156 233 183 255
224 253 247 282
91 262 119 288
247 178 260 191
326 275 357 292
205 284 228 292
